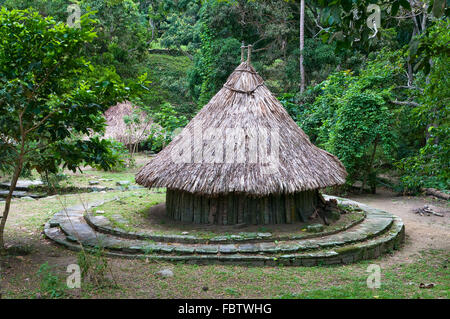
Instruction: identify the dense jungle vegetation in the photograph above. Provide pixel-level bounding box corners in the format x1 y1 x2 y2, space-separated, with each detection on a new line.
1 0 448 194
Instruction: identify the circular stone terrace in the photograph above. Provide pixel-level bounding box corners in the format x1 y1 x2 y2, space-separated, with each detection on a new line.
44 195 405 266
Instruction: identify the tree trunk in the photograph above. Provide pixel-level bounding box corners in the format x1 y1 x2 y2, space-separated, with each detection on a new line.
299 0 305 93
423 188 450 200
0 158 24 253
361 138 378 194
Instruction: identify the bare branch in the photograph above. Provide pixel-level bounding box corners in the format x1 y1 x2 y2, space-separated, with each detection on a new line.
24 110 57 136
395 85 424 92
390 100 420 107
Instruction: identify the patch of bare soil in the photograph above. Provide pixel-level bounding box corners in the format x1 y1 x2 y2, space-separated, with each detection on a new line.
347 187 450 266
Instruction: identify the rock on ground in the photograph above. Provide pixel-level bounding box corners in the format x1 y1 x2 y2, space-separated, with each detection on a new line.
156 269 174 278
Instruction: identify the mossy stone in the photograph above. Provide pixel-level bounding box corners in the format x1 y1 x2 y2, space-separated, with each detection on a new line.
307 224 324 233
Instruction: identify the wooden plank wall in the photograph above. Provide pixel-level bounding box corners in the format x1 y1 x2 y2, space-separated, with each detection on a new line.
165 188 318 225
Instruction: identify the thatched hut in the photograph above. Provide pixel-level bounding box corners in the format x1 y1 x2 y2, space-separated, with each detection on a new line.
104 101 153 147
136 47 347 224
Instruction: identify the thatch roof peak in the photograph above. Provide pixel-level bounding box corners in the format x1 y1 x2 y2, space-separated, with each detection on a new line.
104 101 152 145
223 62 264 94
136 61 347 196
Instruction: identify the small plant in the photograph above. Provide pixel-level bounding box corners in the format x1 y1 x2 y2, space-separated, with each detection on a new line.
40 170 68 189
106 139 131 172
77 246 112 288
225 287 241 297
37 262 65 298
143 246 155 255
3 245 33 256
141 103 188 153
257 226 271 233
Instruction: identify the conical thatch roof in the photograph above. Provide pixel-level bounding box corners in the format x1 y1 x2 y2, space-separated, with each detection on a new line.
104 101 153 145
136 62 347 196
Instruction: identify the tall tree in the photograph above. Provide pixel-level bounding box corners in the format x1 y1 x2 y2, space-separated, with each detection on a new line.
0 8 132 252
299 0 305 93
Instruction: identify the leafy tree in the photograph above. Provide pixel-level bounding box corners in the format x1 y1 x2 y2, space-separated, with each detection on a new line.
299 51 403 192
159 0 202 53
327 83 396 192
397 19 450 190
187 0 299 104
188 20 241 106
316 0 447 75
142 102 188 153
78 0 152 79
0 8 133 252
185 0 372 102
1 0 153 79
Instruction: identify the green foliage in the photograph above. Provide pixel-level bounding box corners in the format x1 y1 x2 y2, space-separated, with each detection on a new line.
187 0 302 105
0 8 131 175
144 53 194 116
159 0 202 52
316 0 433 50
1 0 155 109
398 131 449 191
142 103 188 153
278 93 301 122
37 262 66 298
189 21 241 106
0 0 69 21
409 13 450 74
153 103 188 135
77 246 110 287
103 139 130 172
298 72 354 145
78 0 152 79
300 51 403 190
397 20 450 190
40 170 68 189
327 87 396 189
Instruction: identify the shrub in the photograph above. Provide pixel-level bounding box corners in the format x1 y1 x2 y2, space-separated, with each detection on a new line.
37 262 65 298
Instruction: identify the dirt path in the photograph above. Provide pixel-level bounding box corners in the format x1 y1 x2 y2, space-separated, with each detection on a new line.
347 188 449 266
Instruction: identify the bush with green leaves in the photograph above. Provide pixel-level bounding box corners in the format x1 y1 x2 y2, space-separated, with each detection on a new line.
142 103 188 153
397 20 450 191
327 86 396 191
102 139 130 172
39 170 68 189
77 246 117 288
37 262 66 298
298 51 403 192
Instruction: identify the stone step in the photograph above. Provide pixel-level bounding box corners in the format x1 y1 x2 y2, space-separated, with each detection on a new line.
44 217 404 266
51 215 394 255
0 179 43 191
43 197 405 265
45 206 397 251
83 211 367 244
82 194 388 245
0 189 44 199
50 205 393 254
